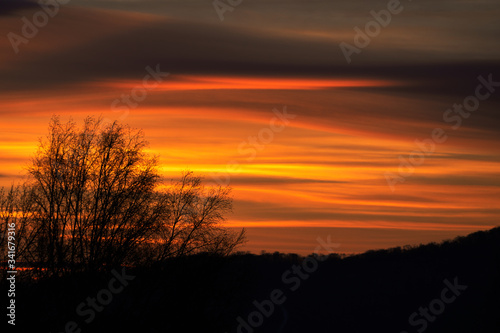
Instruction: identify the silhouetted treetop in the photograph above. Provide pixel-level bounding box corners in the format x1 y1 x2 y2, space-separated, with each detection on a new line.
0 116 246 278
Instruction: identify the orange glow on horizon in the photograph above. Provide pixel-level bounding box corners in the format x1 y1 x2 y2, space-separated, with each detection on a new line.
0 73 498 254
98 75 402 91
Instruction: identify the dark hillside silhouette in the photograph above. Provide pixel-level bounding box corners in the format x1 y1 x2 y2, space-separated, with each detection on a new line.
1 117 498 332
5 226 500 333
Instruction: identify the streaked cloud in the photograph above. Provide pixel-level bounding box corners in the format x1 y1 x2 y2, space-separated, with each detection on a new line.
0 0 499 254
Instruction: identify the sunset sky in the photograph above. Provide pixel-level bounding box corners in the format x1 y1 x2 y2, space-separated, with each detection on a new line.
1 0 499 254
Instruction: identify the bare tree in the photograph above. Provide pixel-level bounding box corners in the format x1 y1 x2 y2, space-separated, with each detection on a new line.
154 171 246 260
0 116 246 277
0 184 39 279
21 116 165 275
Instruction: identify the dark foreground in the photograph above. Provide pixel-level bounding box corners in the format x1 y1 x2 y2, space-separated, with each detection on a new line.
6 227 500 333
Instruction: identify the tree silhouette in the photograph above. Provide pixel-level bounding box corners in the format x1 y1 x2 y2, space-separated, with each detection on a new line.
0 116 246 277
152 171 246 260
